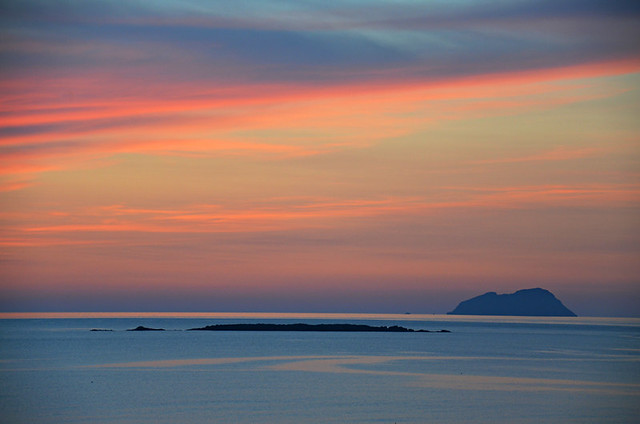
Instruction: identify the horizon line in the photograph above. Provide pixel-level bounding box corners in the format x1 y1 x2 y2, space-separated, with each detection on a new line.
2 312 640 323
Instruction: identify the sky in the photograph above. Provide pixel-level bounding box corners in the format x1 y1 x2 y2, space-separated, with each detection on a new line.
1 0 639 316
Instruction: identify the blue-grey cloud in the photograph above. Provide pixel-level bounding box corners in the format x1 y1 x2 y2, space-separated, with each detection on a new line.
1 0 639 86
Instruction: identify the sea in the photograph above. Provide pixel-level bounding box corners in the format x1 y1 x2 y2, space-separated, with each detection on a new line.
0 313 638 424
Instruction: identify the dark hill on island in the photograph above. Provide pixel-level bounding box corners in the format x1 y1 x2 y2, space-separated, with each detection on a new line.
188 323 450 332
447 288 576 317
127 326 165 331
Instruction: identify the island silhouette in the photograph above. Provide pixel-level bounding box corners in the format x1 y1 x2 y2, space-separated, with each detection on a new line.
127 326 165 331
447 288 577 316
188 323 450 332
90 324 451 332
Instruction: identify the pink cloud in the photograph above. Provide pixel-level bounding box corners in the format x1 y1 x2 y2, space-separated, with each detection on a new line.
2 58 638 192
11 182 637 241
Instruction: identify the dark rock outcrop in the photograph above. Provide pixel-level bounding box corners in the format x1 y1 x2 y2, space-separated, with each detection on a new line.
188 323 449 332
447 288 576 316
127 326 165 331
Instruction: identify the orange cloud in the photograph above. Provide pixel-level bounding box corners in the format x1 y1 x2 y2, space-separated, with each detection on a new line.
2 58 638 190
470 146 613 165
0 180 34 192
11 182 637 241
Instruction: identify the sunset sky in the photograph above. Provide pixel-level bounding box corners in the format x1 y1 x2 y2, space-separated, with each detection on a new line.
1 0 639 316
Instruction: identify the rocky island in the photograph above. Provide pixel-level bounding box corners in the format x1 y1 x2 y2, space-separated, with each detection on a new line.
127 326 165 331
447 288 576 316
188 323 450 332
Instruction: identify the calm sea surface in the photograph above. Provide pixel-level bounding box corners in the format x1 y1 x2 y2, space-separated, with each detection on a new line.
1 313 638 423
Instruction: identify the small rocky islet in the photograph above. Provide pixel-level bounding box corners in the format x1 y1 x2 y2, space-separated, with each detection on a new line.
127 326 166 331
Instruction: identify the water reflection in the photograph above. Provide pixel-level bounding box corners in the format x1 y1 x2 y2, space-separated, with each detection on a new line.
89 354 640 395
